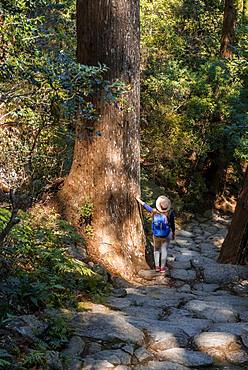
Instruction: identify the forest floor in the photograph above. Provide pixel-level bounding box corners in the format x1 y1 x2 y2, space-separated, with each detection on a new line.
1 211 248 369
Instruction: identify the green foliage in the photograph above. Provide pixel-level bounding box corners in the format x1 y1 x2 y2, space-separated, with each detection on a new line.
80 200 94 220
0 349 11 368
0 207 108 322
44 315 70 349
0 0 125 201
140 0 248 205
23 350 47 367
80 199 94 236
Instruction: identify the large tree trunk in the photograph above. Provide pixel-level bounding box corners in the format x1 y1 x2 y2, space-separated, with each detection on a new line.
57 0 148 281
220 0 237 58
218 168 248 264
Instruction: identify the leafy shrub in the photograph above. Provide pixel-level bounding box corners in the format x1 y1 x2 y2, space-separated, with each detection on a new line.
0 207 108 322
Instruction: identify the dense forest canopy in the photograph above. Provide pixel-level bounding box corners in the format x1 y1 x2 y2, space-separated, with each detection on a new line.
1 0 247 208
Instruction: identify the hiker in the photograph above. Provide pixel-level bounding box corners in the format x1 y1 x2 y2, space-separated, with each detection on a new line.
136 195 175 273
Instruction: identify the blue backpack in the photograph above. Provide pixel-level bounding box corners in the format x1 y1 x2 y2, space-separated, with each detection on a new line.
152 213 170 238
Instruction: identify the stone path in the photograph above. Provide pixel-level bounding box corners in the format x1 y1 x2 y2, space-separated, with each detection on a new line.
70 212 248 369
3 212 248 369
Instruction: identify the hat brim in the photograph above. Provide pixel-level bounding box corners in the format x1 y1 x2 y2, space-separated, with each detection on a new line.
156 196 171 213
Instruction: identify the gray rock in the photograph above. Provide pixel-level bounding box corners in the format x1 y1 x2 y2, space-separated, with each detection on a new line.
134 347 153 362
69 312 144 345
170 269 196 282
156 348 213 367
171 260 192 270
226 350 248 364
165 317 211 337
135 361 189 370
208 323 248 336
85 349 131 365
121 344 135 355
63 336 85 357
180 249 201 257
4 314 48 342
45 351 63 370
138 269 158 280
176 230 194 238
195 331 239 350
241 334 248 348
203 210 214 218
232 280 248 295
111 288 127 297
184 299 238 322
235 266 248 280
200 243 219 258
203 294 248 315
149 328 189 351
204 264 239 284
82 359 115 369
193 283 220 292
194 331 245 363
176 239 193 247
67 359 83 370
174 255 193 263
177 284 192 293
87 342 102 355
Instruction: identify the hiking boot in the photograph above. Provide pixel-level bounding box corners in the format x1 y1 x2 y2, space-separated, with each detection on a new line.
155 266 160 272
160 267 167 274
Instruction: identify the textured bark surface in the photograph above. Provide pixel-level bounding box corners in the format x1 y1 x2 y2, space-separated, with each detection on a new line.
218 169 248 264
220 0 237 58
58 0 148 281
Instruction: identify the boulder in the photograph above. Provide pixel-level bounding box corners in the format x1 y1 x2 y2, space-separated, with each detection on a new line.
170 269 196 282
69 312 144 345
84 349 131 365
134 347 153 362
156 348 213 367
194 331 246 363
149 328 189 351
135 361 189 370
63 336 85 357
184 299 238 323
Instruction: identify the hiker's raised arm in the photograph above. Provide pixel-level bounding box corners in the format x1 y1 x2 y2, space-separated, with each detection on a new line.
136 197 144 205
136 197 153 213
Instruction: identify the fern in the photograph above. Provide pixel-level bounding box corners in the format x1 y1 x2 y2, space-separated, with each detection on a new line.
23 350 46 366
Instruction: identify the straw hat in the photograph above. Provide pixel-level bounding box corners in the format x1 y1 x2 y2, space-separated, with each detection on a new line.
156 195 171 212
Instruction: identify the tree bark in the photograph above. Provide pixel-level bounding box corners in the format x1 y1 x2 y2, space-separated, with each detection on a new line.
57 0 148 281
218 168 248 264
203 149 230 209
220 0 237 58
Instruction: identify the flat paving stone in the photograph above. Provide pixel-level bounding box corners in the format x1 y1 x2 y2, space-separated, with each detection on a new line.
156 348 213 367
69 312 144 345
165 317 212 336
208 323 248 336
84 349 131 365
184 299 239 322
193 283 220 292
194 331 239 350
225 350 248 364
134 347 154 362
135 361 190 370
170 269 197 282
82 359 115 369
148 328 189 351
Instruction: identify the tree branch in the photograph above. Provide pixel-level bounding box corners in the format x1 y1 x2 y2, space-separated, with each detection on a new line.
0 189 20 246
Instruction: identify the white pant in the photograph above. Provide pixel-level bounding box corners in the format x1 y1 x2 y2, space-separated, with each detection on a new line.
154 232 172 268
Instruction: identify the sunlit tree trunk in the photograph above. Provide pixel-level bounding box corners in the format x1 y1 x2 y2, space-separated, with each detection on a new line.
58 0 148 281
218 168 248 264
220 0 237 57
